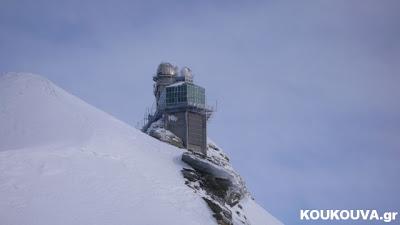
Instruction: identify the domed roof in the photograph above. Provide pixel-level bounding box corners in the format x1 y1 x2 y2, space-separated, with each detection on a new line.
180 67 192 77
157 62 177 76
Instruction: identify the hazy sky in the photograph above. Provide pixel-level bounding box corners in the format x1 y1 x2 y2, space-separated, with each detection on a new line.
1 1 399 224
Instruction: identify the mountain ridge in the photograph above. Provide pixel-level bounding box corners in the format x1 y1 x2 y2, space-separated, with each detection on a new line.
0 72 282 225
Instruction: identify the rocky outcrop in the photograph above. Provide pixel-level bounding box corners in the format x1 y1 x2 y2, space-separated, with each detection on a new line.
149 128 184 148
182 152 235 181
145 118 251 225
145 117 184 148
203 197 233 225
181 141 251 225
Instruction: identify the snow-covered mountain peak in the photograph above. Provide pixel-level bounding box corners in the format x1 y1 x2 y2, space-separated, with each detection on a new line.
0 72 130 151
0 73 282 225
1 73 85 150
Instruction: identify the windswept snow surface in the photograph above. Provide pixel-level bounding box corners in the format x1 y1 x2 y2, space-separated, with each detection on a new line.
0 73 282 225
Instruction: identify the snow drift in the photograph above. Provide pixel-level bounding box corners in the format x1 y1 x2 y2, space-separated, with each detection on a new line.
0 73 282 225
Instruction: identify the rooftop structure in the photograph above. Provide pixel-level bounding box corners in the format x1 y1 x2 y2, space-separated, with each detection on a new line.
143 62 213 155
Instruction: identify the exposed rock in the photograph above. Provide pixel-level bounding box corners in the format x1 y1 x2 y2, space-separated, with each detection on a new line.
182 152 234 180
145 118 251 225
203 197 232 225
146 118 184 148
149 128 184 148
181 168 201 182
181 151 250 225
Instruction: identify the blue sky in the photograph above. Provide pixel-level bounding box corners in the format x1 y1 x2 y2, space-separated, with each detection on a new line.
1 1 399 224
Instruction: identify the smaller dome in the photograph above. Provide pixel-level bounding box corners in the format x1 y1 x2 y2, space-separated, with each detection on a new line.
180 67 192 77
157 62 177 76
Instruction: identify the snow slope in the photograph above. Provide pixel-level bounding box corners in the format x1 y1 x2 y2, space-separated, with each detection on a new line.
0 73 282 225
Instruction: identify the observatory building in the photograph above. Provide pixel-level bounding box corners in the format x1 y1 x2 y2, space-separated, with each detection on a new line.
143 62 212 156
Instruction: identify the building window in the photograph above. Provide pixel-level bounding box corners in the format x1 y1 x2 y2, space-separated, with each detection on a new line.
165 84 205 108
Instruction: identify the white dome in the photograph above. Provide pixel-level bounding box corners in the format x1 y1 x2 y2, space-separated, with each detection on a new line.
180 67 192 77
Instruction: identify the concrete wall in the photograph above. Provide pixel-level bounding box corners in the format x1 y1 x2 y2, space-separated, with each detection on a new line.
165 112 187 147
165 110 207 156
187 112 207 155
